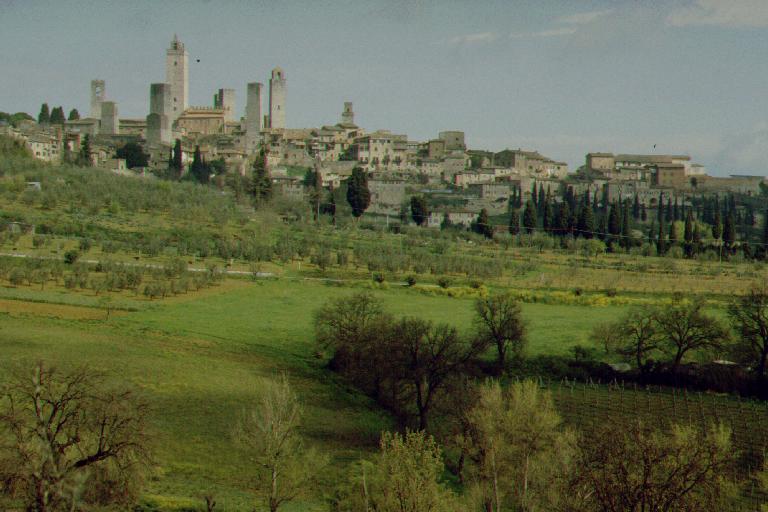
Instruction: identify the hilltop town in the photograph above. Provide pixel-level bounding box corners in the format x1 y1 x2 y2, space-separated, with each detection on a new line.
2 35 765 233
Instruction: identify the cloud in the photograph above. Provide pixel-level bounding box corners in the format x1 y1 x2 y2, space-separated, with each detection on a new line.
666 0 768 28
556 9 613 25
446 32 498 45
510 27 577 39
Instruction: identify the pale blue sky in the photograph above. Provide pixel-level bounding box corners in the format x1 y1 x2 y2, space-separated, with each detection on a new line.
2 0 768 175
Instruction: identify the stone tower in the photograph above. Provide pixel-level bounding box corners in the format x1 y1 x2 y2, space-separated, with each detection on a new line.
165 34 188 122
341 102 354 125
213 88 236 122
245 82 263 152
146 83 171 145
268 67 286 129
90 79 105 119
100 101 119 135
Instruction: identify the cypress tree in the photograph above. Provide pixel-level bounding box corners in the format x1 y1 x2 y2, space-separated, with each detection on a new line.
556 202 571 236
592 188 599 212
474 208 493 239
641 203 647 222
508 209 520 235
537 184 546 214
668 220 678 247
692 223 702 256
712 210 723 241
252 151 273 205
723 211 736 250
49 106 65 125
522 200 537 234
68 108 80 121
608 203 621 242
657 193 664 222
531 183 538 207
632 193 640 220
346 166 370 218
543 192 553 231
621 201 631 249
657 221 667 255
597 213 607 241
38 103 50 124
684 211 694 258
77 134 91 166
665 197 673 223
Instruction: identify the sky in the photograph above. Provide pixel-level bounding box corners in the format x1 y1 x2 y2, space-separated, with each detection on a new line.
2 0 768 176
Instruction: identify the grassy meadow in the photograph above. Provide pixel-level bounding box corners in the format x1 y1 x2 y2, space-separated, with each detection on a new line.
0 276 629 509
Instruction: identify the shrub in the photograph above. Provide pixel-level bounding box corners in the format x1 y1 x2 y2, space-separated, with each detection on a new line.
406 275 417 287
63 249 80 265
373 273 385 284
437 277 451 289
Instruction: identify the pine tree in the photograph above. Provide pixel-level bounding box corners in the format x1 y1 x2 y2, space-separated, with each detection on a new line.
68 108 80 121
346 166 370 218
38 103 50 124
522 200 537 234
508 209 520 235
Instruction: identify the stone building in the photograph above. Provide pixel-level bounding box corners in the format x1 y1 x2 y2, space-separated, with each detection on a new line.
368 178 406 215
268 67 286 129
213 88 236 123
176 107 225 137
100 102 119 135
245 82 263 152
166 35 188 122
146 82 172 146
341 102 354 125
90 79 105 120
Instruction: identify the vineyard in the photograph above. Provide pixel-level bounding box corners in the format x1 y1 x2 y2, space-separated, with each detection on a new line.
545 379 768 510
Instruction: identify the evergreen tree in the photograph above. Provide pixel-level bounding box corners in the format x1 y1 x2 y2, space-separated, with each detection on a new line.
473 208 493 239
542 192 553 231
648 220 657 244
326 186 337 225
346 166 370 218
116 141 149 169
252 151 273 205
712 209 723 241
537 184 546 214
723 211 736 250
641 203 647 222
531 183 538 208
578 203 595 239
168 139 183 178
621 201 631 249
508 209 520 235
38 103 50 124
68 108 80 121
189 145 211 183
306 169 323 222
668 220 678 247
657 192 664 222
77 134 91 166
692 223 702 256
673 197 679 222
684 211 694 258
632 193 640 220
49 106 65 124
555 202 570 236
657 221 667 255
601 186 609 213
592 187 599 212
597 213 607 241
410 195 430 226
608 203 621 243
665 197 673 223
522 200 537 234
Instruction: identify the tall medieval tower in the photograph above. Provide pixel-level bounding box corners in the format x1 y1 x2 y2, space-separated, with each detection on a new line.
165 34 188 122
90 79 105 119
268 67 286 129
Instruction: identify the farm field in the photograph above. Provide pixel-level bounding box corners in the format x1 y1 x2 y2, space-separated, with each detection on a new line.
0 277 628 509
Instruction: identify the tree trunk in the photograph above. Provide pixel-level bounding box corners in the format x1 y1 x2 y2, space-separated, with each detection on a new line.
270 466 278 512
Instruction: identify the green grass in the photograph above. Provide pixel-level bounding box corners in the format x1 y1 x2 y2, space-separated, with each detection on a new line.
0 278 627 510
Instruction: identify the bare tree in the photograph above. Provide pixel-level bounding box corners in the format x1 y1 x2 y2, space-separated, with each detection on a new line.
474 293 526 374
654 300 730 374
568 421 736 512
234 374 325 512
593 306 661 376
0 362 150 512
728 283 768 379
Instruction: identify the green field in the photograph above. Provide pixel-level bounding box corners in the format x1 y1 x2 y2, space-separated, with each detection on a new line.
0 277 630 509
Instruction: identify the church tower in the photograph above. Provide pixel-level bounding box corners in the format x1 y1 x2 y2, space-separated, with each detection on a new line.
268 67 286 129
165 34 188 122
